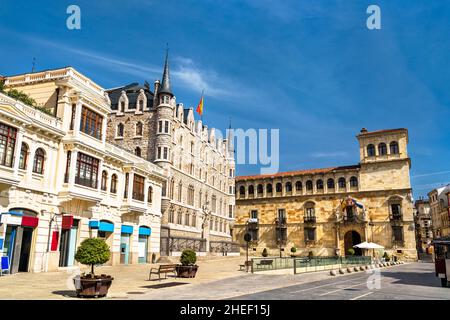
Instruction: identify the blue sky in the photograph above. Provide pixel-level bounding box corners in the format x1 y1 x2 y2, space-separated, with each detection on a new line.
0 0 449 198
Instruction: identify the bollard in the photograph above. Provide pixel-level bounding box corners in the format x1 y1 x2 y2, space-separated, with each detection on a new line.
339 268 345 274
330 270 337 276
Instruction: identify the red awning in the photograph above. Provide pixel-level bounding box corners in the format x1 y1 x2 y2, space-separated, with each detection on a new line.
62 215 74 230
21 216 39 228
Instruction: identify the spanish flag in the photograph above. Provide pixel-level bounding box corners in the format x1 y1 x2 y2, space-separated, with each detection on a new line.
196 93 204 117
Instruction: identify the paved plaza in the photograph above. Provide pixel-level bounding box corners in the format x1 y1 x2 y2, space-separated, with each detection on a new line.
0 257 448 300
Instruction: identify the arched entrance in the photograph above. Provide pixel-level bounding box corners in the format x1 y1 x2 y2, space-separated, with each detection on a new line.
344 231 362 256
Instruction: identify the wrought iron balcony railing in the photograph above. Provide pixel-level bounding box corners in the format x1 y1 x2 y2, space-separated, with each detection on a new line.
304 216 316 223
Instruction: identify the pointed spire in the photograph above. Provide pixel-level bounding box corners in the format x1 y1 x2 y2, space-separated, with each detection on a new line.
159 44 173 96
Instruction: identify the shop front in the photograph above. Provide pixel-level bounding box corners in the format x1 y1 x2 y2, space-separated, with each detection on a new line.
1 209 39 273
59 216 79 267
138 226 151 263
120 225 133 265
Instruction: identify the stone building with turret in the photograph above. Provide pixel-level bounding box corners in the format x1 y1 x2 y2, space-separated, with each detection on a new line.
234 128 417 261
105 52 236 257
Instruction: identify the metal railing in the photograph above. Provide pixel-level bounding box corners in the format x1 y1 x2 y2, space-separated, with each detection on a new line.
210 241 240 253
248 256 372 274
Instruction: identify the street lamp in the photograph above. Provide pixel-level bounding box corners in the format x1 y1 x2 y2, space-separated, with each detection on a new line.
201 201 211 251
369 220 375 258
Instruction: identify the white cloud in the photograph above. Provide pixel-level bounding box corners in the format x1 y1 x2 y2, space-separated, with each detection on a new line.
310 151 348 158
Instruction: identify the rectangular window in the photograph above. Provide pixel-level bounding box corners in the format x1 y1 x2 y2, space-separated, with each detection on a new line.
75 152 99 188
157 147 162 159
132 174 145 201
163 147 168 160
124 173 129 198
164 121 169 133
392 226 403 242
0 123 17 168
250 210 258 220
305 227 316 241
229 205 233 218
278 209 286 220
64 151 71 183
391 204 402 219
80 106 103 140
158 121 163 133
276 228 287 241
70 104 76 130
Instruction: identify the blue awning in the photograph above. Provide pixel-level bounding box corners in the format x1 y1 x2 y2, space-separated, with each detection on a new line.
121 225 133 235
99 221 114 232
139 226 151 236
89 219 100 229
4 211 23 216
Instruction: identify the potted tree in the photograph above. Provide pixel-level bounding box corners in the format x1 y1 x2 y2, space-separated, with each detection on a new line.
290 247 297 257
73 238 114 298
262 248 268 257
176 249 199 278
347 248 355 256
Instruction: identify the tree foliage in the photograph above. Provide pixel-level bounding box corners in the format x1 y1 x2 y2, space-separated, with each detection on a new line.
180 249 197 266
75 238 111 275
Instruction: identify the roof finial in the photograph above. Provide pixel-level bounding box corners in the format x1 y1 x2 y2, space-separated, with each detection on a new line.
159 44 172 95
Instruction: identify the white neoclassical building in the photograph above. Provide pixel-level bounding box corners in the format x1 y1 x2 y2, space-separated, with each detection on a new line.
0 68 166 273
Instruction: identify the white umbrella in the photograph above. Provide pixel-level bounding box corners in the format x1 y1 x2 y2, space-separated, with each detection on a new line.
353 242 384 249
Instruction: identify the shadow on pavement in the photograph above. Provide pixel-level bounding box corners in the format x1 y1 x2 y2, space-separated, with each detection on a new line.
52 290 78 298
141 282 189 289
381 270 441 288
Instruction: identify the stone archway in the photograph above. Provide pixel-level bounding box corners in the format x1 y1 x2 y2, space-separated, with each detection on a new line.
344 230 362 256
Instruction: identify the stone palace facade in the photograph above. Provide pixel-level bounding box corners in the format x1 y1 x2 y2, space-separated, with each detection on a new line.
234 128 417 261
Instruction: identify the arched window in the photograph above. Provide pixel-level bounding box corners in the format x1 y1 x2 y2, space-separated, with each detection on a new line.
136 122 143 136
19 143 29 170
135 147 141 157
117 123 124 137
110 174 118 194
32 148 45 174
390 141 399 154
378 143 387 155
248 185 254 195
338 177 346 188
101 170 108 191
295 181 302 191
187 185 194 205
178 182 183 202
239 186 245 196
367 144 375 157
316 179 324 190
306 180 313 191
257 184 263 195
327 178 335 189
350 176 358 187
148 186 153 204
276 183 282 192
285 182 292 192
266 183 273 193
120 101 125 112
138 99 144 112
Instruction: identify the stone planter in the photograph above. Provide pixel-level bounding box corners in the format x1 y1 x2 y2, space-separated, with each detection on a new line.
176 265 199 278
74 275 114 298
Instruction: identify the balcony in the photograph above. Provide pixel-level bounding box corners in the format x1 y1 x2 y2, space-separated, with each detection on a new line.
390 213 403 221
275 217 287 226
304 216 316 224
343 214 358 223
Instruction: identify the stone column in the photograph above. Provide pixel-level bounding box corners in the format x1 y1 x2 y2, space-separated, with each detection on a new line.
73 101 82 137
12 129 24 177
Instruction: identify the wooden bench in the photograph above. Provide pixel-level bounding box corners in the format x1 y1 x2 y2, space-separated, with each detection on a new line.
239 260 252 271
149 264 178 280
256 259 273 269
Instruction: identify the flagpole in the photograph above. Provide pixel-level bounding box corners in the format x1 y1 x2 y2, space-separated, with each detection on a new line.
201 90 204 122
